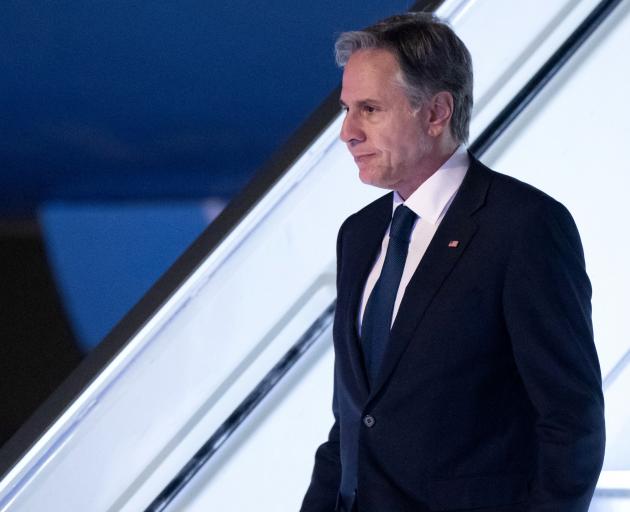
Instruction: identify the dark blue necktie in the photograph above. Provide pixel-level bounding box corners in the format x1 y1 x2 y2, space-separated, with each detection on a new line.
361 204 417 384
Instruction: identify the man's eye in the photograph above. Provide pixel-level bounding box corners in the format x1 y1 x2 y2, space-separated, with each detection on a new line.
363 105 376 113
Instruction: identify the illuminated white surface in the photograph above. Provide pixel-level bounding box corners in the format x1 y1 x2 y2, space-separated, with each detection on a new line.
452 0 602 141
164 330 336 512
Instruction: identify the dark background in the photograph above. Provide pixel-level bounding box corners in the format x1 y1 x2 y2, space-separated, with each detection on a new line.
0 1 413 448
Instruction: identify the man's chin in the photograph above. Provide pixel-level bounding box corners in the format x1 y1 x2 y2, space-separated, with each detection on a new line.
358 168 391 191
358 170 375 187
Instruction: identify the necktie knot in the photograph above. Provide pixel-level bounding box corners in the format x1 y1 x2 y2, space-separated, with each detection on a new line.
389 205 417 243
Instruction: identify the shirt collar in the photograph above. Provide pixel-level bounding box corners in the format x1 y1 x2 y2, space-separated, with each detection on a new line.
393 144 470 225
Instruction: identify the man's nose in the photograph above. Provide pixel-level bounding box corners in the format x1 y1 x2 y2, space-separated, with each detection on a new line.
340 111 365 145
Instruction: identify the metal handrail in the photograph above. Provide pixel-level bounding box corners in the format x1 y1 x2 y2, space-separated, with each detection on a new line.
470 0 624 157
144 301 336 512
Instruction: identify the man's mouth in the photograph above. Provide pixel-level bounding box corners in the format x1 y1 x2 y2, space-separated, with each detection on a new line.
353 153 375 164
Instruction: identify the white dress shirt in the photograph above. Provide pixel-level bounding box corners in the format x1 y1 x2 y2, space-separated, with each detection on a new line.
358 145 470 331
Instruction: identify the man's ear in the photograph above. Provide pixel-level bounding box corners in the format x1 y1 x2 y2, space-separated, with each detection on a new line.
427 91 454 137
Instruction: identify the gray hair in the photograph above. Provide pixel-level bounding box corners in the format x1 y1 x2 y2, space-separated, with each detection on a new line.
335 12 473 143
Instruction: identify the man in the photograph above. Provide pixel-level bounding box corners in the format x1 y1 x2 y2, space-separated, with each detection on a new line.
301 12 605 512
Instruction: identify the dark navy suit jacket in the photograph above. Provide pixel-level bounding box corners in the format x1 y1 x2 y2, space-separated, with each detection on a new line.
301 157 605 512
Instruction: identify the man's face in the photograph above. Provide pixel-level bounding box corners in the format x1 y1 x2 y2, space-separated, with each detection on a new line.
340 49 431 198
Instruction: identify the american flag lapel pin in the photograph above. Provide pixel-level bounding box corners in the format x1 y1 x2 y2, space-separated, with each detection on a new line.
448 240 460 248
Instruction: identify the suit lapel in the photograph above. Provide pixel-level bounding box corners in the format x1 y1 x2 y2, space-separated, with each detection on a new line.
370 158 492 396
339 193 392 394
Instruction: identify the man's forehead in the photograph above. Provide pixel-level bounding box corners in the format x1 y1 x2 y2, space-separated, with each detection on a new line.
340 49 403 103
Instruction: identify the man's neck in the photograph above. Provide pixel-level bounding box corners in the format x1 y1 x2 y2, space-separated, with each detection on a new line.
397 142 461 200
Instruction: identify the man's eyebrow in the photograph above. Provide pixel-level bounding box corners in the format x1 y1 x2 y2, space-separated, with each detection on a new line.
339 99 383 108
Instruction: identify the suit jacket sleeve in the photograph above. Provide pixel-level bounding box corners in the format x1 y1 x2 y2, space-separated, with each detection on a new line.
300 381 341 511
300 222 347 512
502 198 605 511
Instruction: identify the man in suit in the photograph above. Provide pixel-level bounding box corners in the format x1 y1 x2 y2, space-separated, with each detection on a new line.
300 12 605 512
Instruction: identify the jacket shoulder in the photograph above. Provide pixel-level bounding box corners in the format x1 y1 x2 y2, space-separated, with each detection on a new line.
478 160 574 224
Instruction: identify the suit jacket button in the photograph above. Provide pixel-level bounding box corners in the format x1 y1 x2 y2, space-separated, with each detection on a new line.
363 414 375 428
